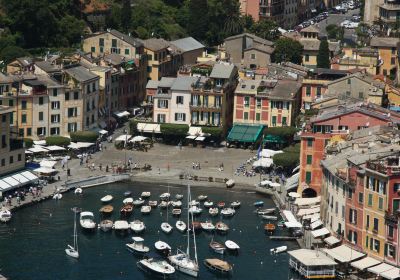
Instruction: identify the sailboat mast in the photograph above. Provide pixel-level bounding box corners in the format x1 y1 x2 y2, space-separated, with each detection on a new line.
166 186 169 223
74 210 78 251
189 185 198 264
186 184 190 257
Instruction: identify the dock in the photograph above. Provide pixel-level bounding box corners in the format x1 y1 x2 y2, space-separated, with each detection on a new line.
269 236 298 241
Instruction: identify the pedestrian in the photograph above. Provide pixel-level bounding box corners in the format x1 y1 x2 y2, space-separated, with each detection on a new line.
158 168 161 174
192 162 195 169
198 162 201 170
91 163 95 171
99 164 102 171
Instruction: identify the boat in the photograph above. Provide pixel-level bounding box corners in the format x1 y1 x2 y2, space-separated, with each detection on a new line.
176 220 187 233
209 240 226 255
253 201 264 207
204 258 232 275
175 194 183 200
101 195 113 203
99 205 114 215
154 240 171 255
262 215 278 221
220 208 235 217
158 201 168 209
0 208 11 223
215 222 229 234
264 223 276 233
126 237 150 254
114 220 130 232
204 201 214 208
99 220 113 232
160 192 170 200
171 200 182 208
200 221 215 231
225 179 235 188
190 221 202 233
168 185 199 277
172 208 181 216
148 200 158 207
197 195 207 201
53 193 62 200
189 206 202 215
189 200 200 207
225 240 240 251
65 210 79 259
74 188 82 194
270 245 287 254
133 198 145 206
79 211 96 230
123 191 132 197
230 201 241 208
217 201 225 208
123 197 133 205
209 207 219 216
141 205 152 214
256 208 275 215
120 204 133 216
161 222 173 234
130 220 145 233
141 192 151 198
137 257 175 278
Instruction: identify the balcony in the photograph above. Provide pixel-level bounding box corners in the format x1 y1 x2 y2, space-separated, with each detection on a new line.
10 139 24 151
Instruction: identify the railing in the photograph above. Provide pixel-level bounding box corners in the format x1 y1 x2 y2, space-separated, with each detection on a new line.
298 266 335 277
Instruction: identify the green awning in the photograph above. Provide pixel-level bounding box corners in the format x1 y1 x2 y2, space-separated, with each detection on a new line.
263 134 286 144
227 124 264 143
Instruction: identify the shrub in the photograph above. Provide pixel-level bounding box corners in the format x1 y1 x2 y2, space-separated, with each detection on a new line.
45 136 70 146
265 127 297 143
160 123 189 136
273 152 299 172
70 131 98 143
24 138 33 148
129 119 138 135
202 126 223 139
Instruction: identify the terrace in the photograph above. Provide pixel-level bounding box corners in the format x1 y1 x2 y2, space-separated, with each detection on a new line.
366 158 400 176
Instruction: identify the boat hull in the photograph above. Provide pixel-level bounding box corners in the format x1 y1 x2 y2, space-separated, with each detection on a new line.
137 260 175 278
65 248 79 259
168 256 199 277
203 260 232 275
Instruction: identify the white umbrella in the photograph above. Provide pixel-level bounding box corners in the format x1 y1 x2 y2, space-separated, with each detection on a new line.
252 158 273 168
260 180 272 186
288 192 301 198
269 182 281 188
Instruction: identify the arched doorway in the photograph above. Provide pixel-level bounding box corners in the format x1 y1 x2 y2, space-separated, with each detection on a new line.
302 187 317 198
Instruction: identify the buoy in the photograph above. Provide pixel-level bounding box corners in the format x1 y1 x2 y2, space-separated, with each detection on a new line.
261 261 263 265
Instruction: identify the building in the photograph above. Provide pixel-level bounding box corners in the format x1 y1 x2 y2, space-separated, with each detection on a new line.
284 0 298 29
331 47 379 75
378 0 400 25
89 66 112 128
6 57 34 75
364 0 384 25
239 0 285 27
170 37 204 66
370 37 400 79
152 77 176 123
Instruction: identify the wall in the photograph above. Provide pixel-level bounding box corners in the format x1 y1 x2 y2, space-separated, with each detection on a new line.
243 49 271 68
225 38 244 64
170 90 191 125
301 79 328 109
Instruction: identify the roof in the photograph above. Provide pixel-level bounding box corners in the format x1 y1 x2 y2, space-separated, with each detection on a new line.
300 39 320 51
171 76 198 91
35 61 60 73
301 25 320 33
236 79 263 93
227 124 264 143
324 236 341 246
368 262 396 275
244 44 274 54
261 79 302 100
158 77 176 88
64 66 99 82
16 57 33 66
210 64 235 79
370 37 400 48
323 245 365 263
225 33 274 47
104 53 125 66
170 37 204 52
351 257 381 270
143 38 170 51
109 29 143 47
288 249 337 266
80 0 109 14
311 227 330 238
380 267 400 280
146 80 159 89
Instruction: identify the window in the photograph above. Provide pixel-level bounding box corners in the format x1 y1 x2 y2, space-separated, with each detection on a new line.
392 47 396 54
53 89 58 97
256 98 261 108
307 138 313 147
157 99 168 108
282 117 287 126
373 218 379 231
154 53 158 61
39 97 44 105
147 66 152 73
349 209 357 224
359 92 364 99
251 53 256 59
36 127 46 136
388 225 394 238
306 155 312 165
27 128 31 136
67 123 77 133
157 114 166 123
306 171 312 184
368 193 373 206
112 39 117 48
92 83 96 92
68 108 77 117
358 192 363 203
51 101 60 110
65 92 70 100
125 49 130 55
272 116 277 126
378 197 383 210
391 57 396 65
18 154 21 161
9 156 13 164
38 112 43 121
91 47 95 53
244 112 249 120
0 159 4 166
91 114 94 124
316 86 321 98
347 79 351 85
305 54 309 62
385 243 396 258
394 199 400 211
21 114 27 124
394 183 400 193
86 102 90 111
306 86 311 96
51 114 60 123
74 92 79 100
374 239 380 253
176 96 184 105
256 113 260 121
99 38 104 46
50 127 60 135
335 201 338 214
244 96 250 107
147 54 153 61
366 215 370 228
9 100 13 107
21 100 27 109
346 91 351 97
1 115 5 123
86 117 89 126
384 69 387 76
174 113 186 122
19 128 23 137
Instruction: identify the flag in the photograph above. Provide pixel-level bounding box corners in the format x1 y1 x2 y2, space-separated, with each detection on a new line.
257 144 262 159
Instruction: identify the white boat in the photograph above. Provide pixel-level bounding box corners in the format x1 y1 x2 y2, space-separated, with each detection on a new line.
160 192 171 200
230 201 241 208
137 258 175 277
126 237 149 254
158 201 168 209
189 200 200 207
149 200 158 207
114 220 129 231
74 188 83 194
204 201 214 208
209 207 219 216
226 179 235 188
270 245 287 254
197 195 207 201
171 200 182 208
200 221 215 231
130 220 145 233
99 220 113 232
123 197 133 205
262 215 278 221
79 211 96 230
256 208 275 215
65 209 79 259
141 205 151 214
225 240 240 251
53 193 62 200
141 191 151 198
0 208 11 223
209 240 226 255
221 208 236 217
175 194 184 200
189 206 202 215
100 195 113 203
172 208 181 216
161 222 173 234
155 240 171 254
216 222 229 233
176 220 187 233
133 198 145 206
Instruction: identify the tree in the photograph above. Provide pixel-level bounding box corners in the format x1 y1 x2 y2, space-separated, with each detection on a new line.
70 131 98 143
45 136 71 146
272 38 303 64
273 144 300 173
121 0 132 32
59 15 85 47
249 19 280 41
242 15 254 31
265 127 298 144
317 39 330 69
0 46 28 64
326 24 338 40
187 0 208 42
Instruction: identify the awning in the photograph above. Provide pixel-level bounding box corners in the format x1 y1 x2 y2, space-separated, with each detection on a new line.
186 135 197 140
129 136 148 142
285 221 303 228
21 171 39 181
351 257 381 270
324 236 341 246
269 182 281 188
295 196 321 207
44 145 66 152
288 192 301 198
253 158 273 168
25 150 33 154
303 213 321 221
115 135 132 142
33 167 58 175
0 179 11 191
263 134 286 144
195 136 205 141
137 123 161 133
260 180 272 186
99 130 108 135
285 172 299 191
227 124 264 143
283 210 303 228
380 267 400 279
297 206 320 217
368 262 396 275
28 146 49 153
188 126 202 136
40 160 58 168
260 149 283 158
323 245 365 263
68 142 95 149
11 173 30 184
33 140 46 146
311 227 330 238
310 219 323 230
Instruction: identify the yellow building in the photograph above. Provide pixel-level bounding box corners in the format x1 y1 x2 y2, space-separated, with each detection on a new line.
89 66 112 124
332 47 379 75
300 26 320 69
387 84 400 108
370 37 400 79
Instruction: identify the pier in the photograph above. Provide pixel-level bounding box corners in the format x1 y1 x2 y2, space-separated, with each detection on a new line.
270 236 299 241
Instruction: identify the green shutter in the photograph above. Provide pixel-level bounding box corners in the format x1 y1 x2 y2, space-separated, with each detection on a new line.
256 113 260 121
307 155 312 165
306 172 312 183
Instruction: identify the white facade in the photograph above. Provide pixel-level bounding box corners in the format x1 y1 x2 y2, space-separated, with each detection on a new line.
170 89 191 125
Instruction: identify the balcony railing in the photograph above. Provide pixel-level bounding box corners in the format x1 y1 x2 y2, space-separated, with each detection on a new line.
367 161 400 175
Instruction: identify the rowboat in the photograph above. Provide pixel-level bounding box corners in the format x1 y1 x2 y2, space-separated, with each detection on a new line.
101 195 113 203
204 258 232 275
225 240 240 251
270 245 287 254
255 208 276 215
253 201 264 207
217 202 225 208
120 204 133 216
262 215 278 220
264 223 276 233
215 222 229 234
99 205 114 214
209 241 226 255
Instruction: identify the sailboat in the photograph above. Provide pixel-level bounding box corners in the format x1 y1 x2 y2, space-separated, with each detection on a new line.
161 186 173 234
65 208 79 259
168 185 199 277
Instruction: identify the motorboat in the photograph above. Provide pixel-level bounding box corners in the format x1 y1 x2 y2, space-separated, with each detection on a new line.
171 200 182 208
120 204 133 216
99 220 113 232
160 192 170 200
209 207 219 216
176 220 187 233
189 200 200 207
204 258 232 275
123 191 132 197
137 257 175 277
226 179 235 188
253 201 264 207
209 241 226 254
230 201 241 208
130 220 145 233
197 195 207 201
200 221 215 231
168 249 199 277
264 223 276 233
161 222 173 234
141 192 151 198
154 240 171 255
262 215 278 221
79 212 96 230
101 195 113 203
175 194 184 200
204 201 214 208
53 193 62 200
158 201 168 209
123 197 133 205
141 205 151 214
74 188 83 194
189 206 202 215
217 202 225 208
133 198 145 206
99 205 114 215
172 208 181 216
256 208 275 215
270 245 287 254
114 220 130 232
215 222 229 234
126 237 150 254
225 240 240 251
65 210 79 259
148 200 158 207
220 208 236 217
0 209 11 223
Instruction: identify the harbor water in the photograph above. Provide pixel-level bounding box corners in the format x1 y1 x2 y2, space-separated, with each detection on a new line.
0 182 299 280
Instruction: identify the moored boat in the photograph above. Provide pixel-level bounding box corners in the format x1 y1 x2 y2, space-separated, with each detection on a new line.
189 206 202 215
99 205 114 215
220 207 236 217
200 221 215 231
256 208 275 215
225 179 235 188
176 220 187 233
160 192 170 200
217 201 225 208
133 198 145 206
126 237 150 254
123 197 133 205
137 257 175 278
197 195 207 201
158 201 169 209
209 207 219 216
172 208 181 216
171 200 182 208
215 221 229 234
53 193 62 200
124 191 132 197
209 240 226 255
262 215 278 221
141 205 151 214
101 195 113 203
148 200 158 207
264 223 276 233
225 240 240 251
189 200 200 207
154 240 171 255
74 188 82 194
120 204 133 216
0 208 11 223
204 201 214 208
99 219 113 232
253 201 264 207
270 245 287 254
175 194 183 200
161 222 173 234
79 211 96 230
130 220 145 233
230 201 241 208
141 192 151 198
114 220 130 232
204 258 232 275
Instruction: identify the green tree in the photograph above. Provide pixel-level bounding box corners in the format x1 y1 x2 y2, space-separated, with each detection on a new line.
326 24 338 40
45 136 71 146
273 144 300 173
272 38 303 64
242 15 254 31
187 0 208 42
70 131 98 143
249 19 280 41
59 15 85 47
0 46 28 64
121 0 132 32
317 39 330 69
106 4 122 30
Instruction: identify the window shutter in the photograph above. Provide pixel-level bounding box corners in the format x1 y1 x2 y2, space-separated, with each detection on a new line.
183 114 186 122
384 244 388 256
175 113 177 121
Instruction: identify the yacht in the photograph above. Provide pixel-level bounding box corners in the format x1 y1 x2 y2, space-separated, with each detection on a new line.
200 221 215 231
137 258 175 278
114 220 130 232
208 207 219 216
133 198 145 206
230 201 241 208
189 206 202 215
65 209 79 259
0 208 11 223
130 220 145 233
79 212 96 230
100 195 113 203
221 208 236 217
141 205 151 214
141 192 151 198
154 240 171 255
159 192 170 201
203 201 213 208
126 237 149 254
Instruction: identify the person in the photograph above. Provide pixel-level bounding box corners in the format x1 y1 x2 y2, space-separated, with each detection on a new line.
106 165 109 172
99 164 102 171
91 163 95 171
192 162 195 169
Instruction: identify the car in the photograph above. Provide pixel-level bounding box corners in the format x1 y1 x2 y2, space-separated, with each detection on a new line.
340 20 351 27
